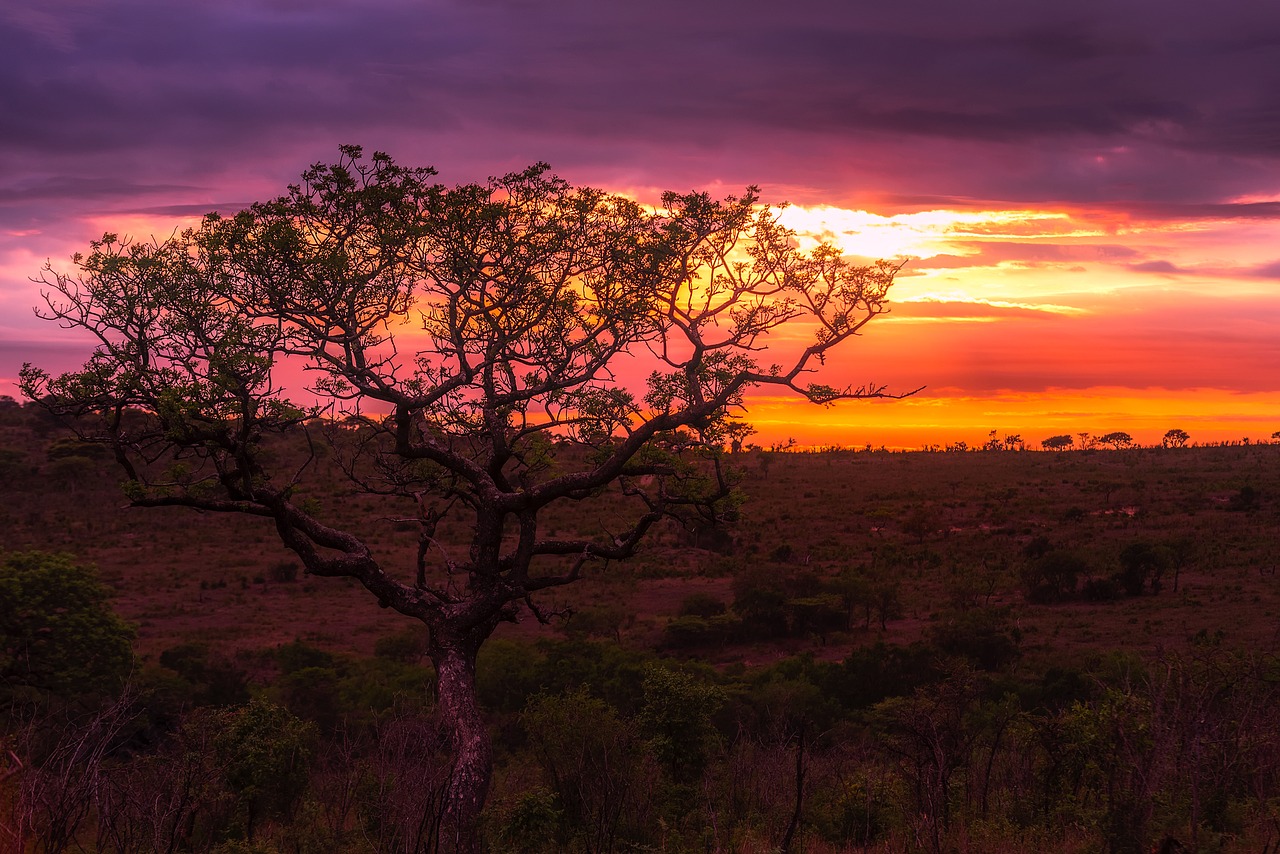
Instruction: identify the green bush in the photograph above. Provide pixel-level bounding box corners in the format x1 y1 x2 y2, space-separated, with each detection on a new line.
926 607 1022 671
158 642 251 708
0 550 134 706
678 592 727 618
373 626 427 663
1021 549 1087 603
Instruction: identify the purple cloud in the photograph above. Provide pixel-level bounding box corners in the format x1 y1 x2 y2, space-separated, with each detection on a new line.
0 0 1277 208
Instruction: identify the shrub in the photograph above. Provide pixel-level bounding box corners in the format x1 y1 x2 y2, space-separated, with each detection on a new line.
731 567 789 637
662 613 739 649
373 627 427 663
1021 549 1087 603
269 561 299 583
158 642 252 708
276 640 336 675
1228 485 1261 512
926 607 1022 671
677 592 727 619
1083 576 1123 601
0 551 135 705
205 699 315 841
1118 542 1172 595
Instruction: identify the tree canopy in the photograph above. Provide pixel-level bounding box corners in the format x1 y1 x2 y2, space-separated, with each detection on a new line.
21 146 907 848
0 551 134 708
1098 431 1134 450
22 146 905 632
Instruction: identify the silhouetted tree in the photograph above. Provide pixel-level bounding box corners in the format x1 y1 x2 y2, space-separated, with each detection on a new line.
1098 431 1134 450
1161 428 1190 448
20 146 907 851
724 418 756 454
1041 435 1073 451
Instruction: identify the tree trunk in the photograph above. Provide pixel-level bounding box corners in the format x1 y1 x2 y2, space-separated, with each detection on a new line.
779 722 807 854
431 635 491 854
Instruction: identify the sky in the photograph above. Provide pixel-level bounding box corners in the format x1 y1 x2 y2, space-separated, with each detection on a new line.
2 0 1279 449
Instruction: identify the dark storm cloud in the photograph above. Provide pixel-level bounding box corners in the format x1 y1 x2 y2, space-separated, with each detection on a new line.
1 0 1278 212
0 177 201 203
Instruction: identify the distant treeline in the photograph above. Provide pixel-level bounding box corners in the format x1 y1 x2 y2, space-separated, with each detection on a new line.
753 427 1280 455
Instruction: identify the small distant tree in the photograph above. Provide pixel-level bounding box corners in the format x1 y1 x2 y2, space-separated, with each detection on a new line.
1117 543 1172 596
901 505 940 544
1020 549 1086 603
1003 434 1023 451
724 419 757 454
1041 434 1073 451
1098 431 1134 450
1161 429 1190 449
20 147 910 849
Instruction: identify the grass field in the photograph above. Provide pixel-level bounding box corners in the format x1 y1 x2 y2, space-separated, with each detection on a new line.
9 404 1280 852
5 407 1277 671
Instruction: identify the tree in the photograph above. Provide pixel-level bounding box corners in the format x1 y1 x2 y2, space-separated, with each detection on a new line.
1118 542 1172 596
0 551 135 709
21 147 907 850
1041 434 1073 451
1020 549 1086 603
206 699 314 842
723 418 757 453
1098 431 1133 450
1162 429 1190 449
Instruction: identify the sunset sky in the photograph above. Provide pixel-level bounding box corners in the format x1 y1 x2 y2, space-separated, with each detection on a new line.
2 0 1279 449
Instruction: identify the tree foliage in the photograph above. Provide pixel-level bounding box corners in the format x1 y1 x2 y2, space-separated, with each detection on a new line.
22 146 903 633
1098 431 1134 450
0 551 134 708
20 146 907 846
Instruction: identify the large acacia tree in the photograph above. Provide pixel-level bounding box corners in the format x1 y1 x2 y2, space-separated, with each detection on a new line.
22 146 905 850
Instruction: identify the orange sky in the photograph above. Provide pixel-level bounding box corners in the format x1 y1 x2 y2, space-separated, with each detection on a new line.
736 201 1280 449
3 199 1278 451
2 2 1278 450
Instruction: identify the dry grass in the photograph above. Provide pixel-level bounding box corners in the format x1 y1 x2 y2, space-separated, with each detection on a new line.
4 412 1279 671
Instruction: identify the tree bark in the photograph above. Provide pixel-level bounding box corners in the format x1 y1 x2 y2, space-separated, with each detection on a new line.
779 722 806 854
431 633 491 854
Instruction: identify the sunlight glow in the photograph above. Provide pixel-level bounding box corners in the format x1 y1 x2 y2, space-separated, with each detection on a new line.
773 205 1099 261
9 193 1280 453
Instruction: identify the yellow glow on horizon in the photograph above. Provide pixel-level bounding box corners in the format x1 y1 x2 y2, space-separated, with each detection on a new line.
14 192 1275 459
742 387 1280 451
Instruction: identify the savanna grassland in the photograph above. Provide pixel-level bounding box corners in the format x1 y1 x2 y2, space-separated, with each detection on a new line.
5 399 1280 853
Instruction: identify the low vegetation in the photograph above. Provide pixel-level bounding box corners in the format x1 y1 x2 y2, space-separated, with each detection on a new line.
4 401 1280 852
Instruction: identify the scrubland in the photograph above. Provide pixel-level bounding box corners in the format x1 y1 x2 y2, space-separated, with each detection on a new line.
5 402 1280 853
